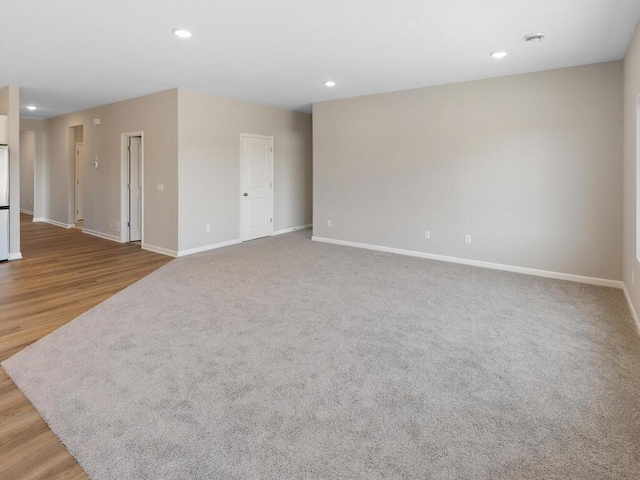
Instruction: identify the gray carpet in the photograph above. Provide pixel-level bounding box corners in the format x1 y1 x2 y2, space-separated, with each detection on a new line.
3 230 640 479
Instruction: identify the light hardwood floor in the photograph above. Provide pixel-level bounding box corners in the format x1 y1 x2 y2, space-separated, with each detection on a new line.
0 214 172 479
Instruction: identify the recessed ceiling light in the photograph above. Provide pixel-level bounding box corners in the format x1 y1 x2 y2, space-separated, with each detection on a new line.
524 33 545 43
490 51 508 59
324 81 336 87
26 105 37 111
173 29 192 39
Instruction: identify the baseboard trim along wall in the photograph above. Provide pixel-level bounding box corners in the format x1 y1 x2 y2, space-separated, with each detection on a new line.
175 226 311 258
20 209 34 215
83 229 122 243
311 236 623 290
8 252 22 260
273 224 312 236
622 285 640 337
177 239 242 258
33 218 74 229
142 243 179 258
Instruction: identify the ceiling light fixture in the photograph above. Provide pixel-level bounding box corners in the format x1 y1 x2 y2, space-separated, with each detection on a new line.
490 51 508 59
26 105 37 111
324 81 336 87
523 33 545 43
173 29 192 39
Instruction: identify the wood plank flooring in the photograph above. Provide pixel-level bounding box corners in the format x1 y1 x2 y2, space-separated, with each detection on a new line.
0 214 172 479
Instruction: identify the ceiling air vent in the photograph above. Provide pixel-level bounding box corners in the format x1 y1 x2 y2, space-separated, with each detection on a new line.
523 33 545 42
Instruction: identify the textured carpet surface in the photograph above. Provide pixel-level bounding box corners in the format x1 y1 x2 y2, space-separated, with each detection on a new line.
3 230 640 479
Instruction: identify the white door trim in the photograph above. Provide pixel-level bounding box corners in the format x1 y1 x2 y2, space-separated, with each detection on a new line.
120 132 144 243
239 134 274 241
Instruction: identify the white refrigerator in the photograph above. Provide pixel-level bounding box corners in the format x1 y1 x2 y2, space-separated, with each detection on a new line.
0 145 8 261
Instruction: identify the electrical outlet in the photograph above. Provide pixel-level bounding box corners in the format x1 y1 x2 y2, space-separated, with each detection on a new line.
465 235 471 244
206 224 211 233
328 219 332 227
157 183 164 192
424 230 430 239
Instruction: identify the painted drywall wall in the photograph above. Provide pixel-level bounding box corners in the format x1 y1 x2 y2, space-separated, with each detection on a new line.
177 89 312 252
0 85 21 258
313 62 623 281
44 89 179 251
20 118 47 220
623 22 640 317
19 130 35 214
74 125 83 143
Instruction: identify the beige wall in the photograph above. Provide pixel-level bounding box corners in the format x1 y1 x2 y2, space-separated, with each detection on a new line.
313 62 623 281
74 125 83 143
44 89 179 252
19 130 35 214
27 88 311 257
623 22 640 313
177 89 312 252
0 85 21 258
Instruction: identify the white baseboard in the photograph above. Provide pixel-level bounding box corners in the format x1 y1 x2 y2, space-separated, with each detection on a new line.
83 229 122 243
622 284 640 337
273 224 312 236
20 209 33 215
8 252 22 260
32 217 45 222
177 225 311 257
33 218 73 229
142 243 178 258
177 239 241 257
312 236 623 290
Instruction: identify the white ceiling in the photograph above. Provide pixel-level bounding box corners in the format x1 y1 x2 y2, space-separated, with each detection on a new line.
2 0 640 119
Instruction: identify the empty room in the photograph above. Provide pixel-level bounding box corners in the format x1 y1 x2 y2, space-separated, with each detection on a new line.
2 1 640 479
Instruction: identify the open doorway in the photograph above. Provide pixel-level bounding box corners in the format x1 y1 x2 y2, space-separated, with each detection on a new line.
74 141 84 224
19 130 36 216
121 132 143 244
69 125 84 229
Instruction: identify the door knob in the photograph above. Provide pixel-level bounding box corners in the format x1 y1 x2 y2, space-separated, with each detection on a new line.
243 193 248 197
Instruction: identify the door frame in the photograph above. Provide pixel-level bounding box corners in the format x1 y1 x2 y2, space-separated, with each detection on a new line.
239 134 274 241
67 125 83 225
120 132 144 243
74 142 84 222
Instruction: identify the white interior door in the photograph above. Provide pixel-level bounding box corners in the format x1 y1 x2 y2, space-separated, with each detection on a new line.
75 142 84 221
241 135 273 241
128 136 142 242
